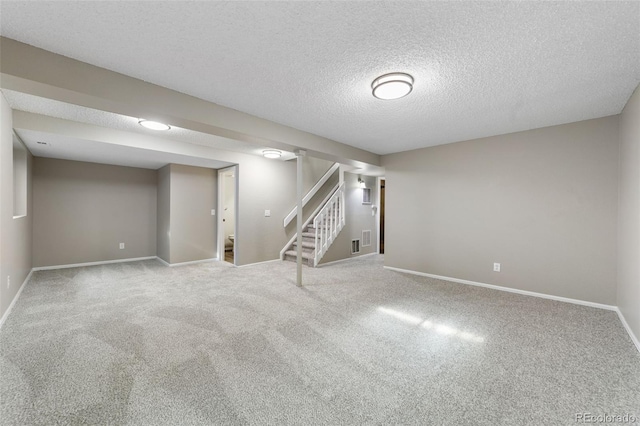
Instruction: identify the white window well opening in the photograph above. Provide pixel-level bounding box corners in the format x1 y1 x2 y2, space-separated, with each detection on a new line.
351 239 361 255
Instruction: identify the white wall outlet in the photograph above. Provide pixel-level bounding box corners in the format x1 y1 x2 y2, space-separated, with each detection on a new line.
6 276 10 289
119 243 125 249
264 210 271 217
211 209 216 216
493 263 501 272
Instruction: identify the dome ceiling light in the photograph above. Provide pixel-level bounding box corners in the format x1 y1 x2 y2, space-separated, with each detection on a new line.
371 72 414 100
263 149 282 159
138 119 171 131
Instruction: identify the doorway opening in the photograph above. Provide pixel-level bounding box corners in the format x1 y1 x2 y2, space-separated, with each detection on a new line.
379 178 385 254
218 166 237 265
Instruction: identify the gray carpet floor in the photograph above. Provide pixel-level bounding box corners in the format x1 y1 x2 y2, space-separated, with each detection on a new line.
1 255 638 425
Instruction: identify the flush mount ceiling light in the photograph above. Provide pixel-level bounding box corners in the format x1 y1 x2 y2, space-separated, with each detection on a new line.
371 72 414 100
138 119 170 131
263 149 282 159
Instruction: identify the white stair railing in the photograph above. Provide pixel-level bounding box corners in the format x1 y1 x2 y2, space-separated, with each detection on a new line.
283 163 340 227
313 182 345 266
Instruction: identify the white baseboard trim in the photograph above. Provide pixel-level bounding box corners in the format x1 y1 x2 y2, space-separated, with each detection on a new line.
383 266 617 311
384 266 640 354
156 257 171 267
319 252 378 268
158 257 219 268
237 258 281 268
615 308 640 353
32 256 158 271
0 268 33 330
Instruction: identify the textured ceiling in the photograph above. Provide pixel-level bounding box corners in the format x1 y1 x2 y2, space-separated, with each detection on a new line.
1 1 639 155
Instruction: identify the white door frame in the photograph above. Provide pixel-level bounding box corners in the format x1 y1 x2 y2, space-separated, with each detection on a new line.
218 165 239 265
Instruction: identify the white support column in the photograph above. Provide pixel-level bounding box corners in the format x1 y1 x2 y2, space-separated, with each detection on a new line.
295 149 306 286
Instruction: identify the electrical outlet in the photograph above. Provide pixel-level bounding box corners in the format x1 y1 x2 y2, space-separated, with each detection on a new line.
493 263 501 272
6 276 10 289
119 243 125 249
264 210 271 217
211 209 216 216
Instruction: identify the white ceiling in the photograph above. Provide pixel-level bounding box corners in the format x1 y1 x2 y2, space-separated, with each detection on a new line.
15 128 234 170
3 90 297 167
1 1 639 156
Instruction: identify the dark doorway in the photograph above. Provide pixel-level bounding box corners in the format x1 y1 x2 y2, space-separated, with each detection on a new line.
380 179 385 254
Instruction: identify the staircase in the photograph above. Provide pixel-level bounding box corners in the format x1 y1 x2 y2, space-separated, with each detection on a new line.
282 183 345 267
283 222 323 267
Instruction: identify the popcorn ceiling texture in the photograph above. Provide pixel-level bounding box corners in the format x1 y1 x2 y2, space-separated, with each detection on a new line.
0 256 638 424
1 1 638 154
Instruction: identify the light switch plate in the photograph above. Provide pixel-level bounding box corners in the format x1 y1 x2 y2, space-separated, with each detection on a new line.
265 210 271 217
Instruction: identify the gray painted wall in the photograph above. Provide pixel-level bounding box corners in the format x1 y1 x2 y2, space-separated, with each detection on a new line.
236 156 296 265
0 95 33 321
168 164 217 264
618 84 640 342
156 155 332 267
283 169 339 242
302 157 334 192
282 156 338 244
156 164 171 263
320 173 378 264
382 116 619 305
236 155 333 266
32 158 157 267
155 164 217 264
20 150 331 272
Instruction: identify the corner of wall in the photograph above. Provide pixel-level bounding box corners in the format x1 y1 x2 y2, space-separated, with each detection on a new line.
0 92 34 322
616 82 640 351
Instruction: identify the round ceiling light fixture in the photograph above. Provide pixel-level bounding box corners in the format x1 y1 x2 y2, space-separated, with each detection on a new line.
138 119 171 131
263 149 282 159
371 72 414 100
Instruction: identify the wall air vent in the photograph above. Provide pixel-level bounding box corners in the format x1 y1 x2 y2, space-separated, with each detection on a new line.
362 230 372 247
362 188 371 204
